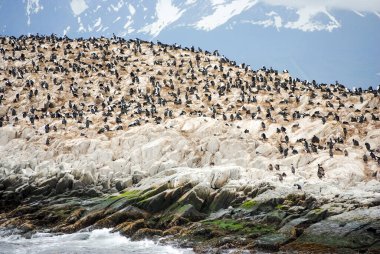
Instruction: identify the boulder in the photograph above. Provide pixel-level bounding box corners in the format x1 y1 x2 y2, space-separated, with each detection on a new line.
72 180 85 190
210 188 237 212
0 126 17 145
80 172 95 186
115 219 146 237
206 137 220 154
56 174 74 194
38 177 58 188
178 189 204 211
131 228 163 241
115 177 133 191
290 206 380 250
211 169 230 189
138 183 192 213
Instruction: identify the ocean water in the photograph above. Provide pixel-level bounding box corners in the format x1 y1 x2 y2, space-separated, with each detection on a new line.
0 228 194 254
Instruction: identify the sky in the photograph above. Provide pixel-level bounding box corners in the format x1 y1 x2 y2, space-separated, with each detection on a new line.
0 0 380 88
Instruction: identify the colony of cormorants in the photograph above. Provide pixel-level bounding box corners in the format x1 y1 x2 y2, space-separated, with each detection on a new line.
0 34 379 177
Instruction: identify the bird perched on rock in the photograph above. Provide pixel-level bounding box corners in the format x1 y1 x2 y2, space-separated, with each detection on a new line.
317 164 325 179
363 154 368 163
291 164 295 174
277 173 283 182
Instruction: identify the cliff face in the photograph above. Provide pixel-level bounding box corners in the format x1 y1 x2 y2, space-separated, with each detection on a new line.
0 35 380 252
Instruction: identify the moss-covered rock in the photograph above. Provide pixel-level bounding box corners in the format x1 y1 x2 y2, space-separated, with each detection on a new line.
240 200 257 210
93 205 149 228
202 219 275 236
288 206 380 251
159 204 206 227
114 218 146 237
137 183 192 213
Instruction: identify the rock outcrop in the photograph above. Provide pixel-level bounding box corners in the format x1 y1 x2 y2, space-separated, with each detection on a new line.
0 35 379 253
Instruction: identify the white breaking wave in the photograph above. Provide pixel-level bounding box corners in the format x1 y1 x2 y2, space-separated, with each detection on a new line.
0 228 193 254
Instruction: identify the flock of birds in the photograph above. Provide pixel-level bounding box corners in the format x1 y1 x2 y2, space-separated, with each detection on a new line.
0 34 379 180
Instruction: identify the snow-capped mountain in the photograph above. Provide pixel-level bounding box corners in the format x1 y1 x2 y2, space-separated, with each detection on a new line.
1 0 380 88
15 0 380 37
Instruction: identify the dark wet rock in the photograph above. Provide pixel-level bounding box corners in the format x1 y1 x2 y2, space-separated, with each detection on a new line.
19 221 35 233
15 184 34 198
286 206 380 251
72 180 85 190
304 208 328 222
132 173 145 184
93 205 149 228
2 175 23 190
115 218 146 237
162 226 184 236
38 177 58 189
85 188 102 197
209 188 237 212
30 185 52 196
247 183 275 198
260 209 287 224
115 178 133 192
55 174 74 194
191 224 224 239
160 204 207 227
5 205 40 226
131 228 163 240
60 209 105 233
64 208 86 224
249 198 284 215
279 217 312 236
178 189 205 211
137 183 192 213
254 233 294 251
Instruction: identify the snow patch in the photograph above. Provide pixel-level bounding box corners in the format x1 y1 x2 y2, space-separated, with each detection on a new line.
77 16 86 32
211 0 227 6
63 26 70 36
25 0 43 26
284 7 341 32
354 11 365 17
88 17 102 32
185 0 197 5
124 19 133 30
94 5 101 13
195 0 258 31
139 0 185 37
110 0 124 12
122 16 135 34
113 16 121 23
128 4 136 15
70 0 88 16
94 17 101 28
243 11 282 31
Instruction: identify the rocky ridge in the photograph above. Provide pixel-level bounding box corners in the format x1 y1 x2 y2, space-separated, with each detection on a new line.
0 35 380 253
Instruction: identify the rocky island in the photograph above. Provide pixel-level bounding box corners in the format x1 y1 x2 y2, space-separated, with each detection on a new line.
0 35 379 253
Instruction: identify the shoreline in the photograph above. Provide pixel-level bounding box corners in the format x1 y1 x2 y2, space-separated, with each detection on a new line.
1 181 379 253
1 117 380 253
